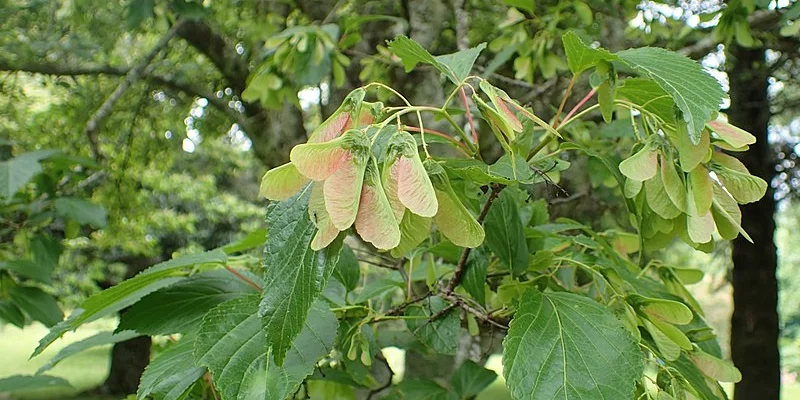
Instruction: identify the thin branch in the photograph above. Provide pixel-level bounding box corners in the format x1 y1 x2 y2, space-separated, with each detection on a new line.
225 266 262 291
84 19 188 161
440 292 509 330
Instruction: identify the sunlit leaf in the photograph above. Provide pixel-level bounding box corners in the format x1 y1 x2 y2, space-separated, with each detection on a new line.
661 154 688 213
426 161 485 248
355 160 401 250
260 162 309 201
561 31 617 74
688 349 742 383
385 131 438 218
390 211 432 258
619 145 658 182
309 183 340 250
707 120 756 149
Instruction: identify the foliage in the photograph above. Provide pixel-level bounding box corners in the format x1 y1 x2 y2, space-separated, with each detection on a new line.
13 29 770 399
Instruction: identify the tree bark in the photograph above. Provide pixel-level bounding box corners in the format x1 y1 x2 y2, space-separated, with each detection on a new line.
727 45 780 400
102 335 152 395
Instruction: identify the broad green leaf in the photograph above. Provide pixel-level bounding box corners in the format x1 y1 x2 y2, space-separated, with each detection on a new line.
260 188 342 365
619 145 658 181
503 290 642 400
196 296 338 400
33 249 227 356
353 277 403 304
484 190 529 275
222 228 268 255
628 294 693 325
710 184 750 241
649 317 692 350
688 349 742 383
462 250 489 305
385 131 438 218
434 43 487 83
355 160 400 250
387 36 485 84
127 0 155 29
443 156 534 185
10 286 63 327
661 154 688 213
31 234 61 273
0 300 25 327
396 379 458 400
562 31 617 74
390 211 432 258
0 149 57 201
0 260 52 284
451 360 497 398
260 163 309 201
0 375 72 393
333 245 360 292
645 171 682 219
616 78 676 123
118 269 256 335
53 197 107 228
38 330 140 374
427 161 484 248
138 339 206 400
405 296 460 355
503 0 534 13
309 182 340 251
707 120 756 149
616 47 725 143
688 166 713 216
671 355 727 399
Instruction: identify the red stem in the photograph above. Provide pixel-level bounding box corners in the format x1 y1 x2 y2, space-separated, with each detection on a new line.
559 88 597 128
459 87 479 143
225 265 262 291
404 126 471 156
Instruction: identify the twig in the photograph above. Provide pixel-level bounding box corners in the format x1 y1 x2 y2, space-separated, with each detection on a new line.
459 87 479 144
552 76 577 128
440 292 509 330
445 183 504 293
379 292 432 318
84 19 187 160
225 265 262 291
559 88 596 127
366 353 394 400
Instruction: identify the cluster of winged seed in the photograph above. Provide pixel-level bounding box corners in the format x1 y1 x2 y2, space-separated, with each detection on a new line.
260 89 485 253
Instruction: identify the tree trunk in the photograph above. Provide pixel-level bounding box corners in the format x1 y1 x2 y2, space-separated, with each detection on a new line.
102 334 152 395
727 45 780 400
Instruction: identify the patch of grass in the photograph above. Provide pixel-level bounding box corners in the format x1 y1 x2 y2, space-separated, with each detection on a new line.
0 320 119 400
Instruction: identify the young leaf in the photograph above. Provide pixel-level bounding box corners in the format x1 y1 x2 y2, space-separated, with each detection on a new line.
53 197 107 228
648 317 693 350
426 161 485 248
433 43 487 83
616 47 725 143
260 188 342 365
384 131 438 218
688 166 713 216
675 126 710 172
451 360 497 398
645 171 682 219
619 145 658 182
561 31 617 74
138 339 206 400
710 184 750 241
260 162 309 201
484 189 529 276
355 160 401 250
405 296 460 355
118 269 257 335
196 296 338 400
503 290 642 400
309 182 340 250
616 78 676 123
598 80 615 123
390 211 432 258
387 36 486 84
661 154 688 213
323 130 371 230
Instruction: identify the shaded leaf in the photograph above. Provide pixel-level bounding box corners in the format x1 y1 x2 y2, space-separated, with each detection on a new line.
451 360 497 398
10 286 62 327
138 339 205 400
405 296 460 355
38 330 141 374
0 375 72 393
53 197 107 228
484 190 529 275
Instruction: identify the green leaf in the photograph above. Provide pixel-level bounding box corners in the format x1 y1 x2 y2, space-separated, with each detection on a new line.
503 290 643 400
127 0 155 29
616 78 676 123
711 164 767 204
0 260 51 283
660 155 688 213
434 43 487 83
405 296 460 355
688 349 742 383
710 184 750 241
443 156 534 186
484 190 529 275
451 360 497 398
118 270 257 335
562 31 617 74
396 379 458 400
462 250 488 305
333 245 360 292
676 126 710 172
503 0 534 13
616 47 725 143
645 171 682 219
0 151 56 202
10 286 63 327
222 228 268 255
427 161 485 248
0 375 72 393
0 300 25 327
33 249 227 356
354 277 403 304
53 197 107 228
138 340 205 400
31 234 61 273
387 36 485 84
598 81 614 123
643 319 681 361
259 187 343 365
38 330 140 374
195 295 337 400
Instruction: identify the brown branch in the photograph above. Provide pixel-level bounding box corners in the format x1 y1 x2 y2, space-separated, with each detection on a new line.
440 292 509 330
445 183 505 294
84 19 188 161
225 266 262 291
